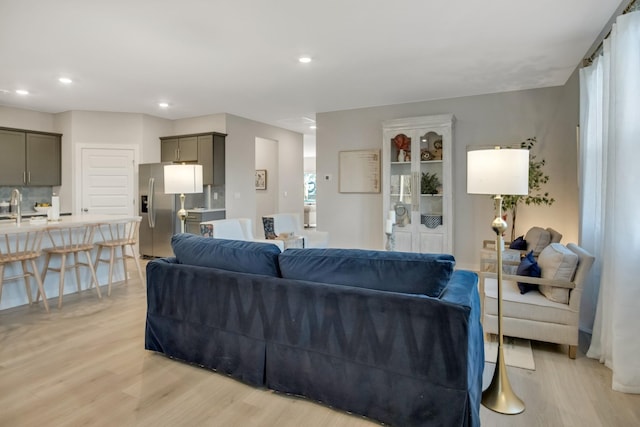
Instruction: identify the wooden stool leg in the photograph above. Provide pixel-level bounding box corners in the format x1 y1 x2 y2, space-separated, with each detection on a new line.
72 252 82 293
93 245 103 288
107 246 115 296
31 259 49 313
37 252 52 303
58 253 67 309
83 250 101 299
121 245 128 285
21 260 33 306
0 264 4 305
130 244 144 286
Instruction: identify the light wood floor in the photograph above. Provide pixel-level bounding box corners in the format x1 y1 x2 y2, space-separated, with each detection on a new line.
1 260 639 427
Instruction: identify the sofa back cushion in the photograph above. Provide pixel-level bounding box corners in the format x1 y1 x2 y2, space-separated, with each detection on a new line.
171 233 281 277
278 248 455 297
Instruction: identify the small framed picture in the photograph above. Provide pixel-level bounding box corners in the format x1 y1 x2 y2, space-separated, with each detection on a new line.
255 169 267 190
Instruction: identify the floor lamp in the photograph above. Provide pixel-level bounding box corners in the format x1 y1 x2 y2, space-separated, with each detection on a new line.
164 164 203 233
467 146 529 415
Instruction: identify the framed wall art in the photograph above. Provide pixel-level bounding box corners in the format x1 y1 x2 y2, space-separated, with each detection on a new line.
255 169 267 190
339 149 381 193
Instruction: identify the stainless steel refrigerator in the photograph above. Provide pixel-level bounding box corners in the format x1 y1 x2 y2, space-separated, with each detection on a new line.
139 163 177 258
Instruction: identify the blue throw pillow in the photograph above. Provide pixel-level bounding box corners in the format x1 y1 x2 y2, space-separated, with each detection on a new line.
509 236 527 250
516 250 541 294
171 233 281 277
278 248 455 297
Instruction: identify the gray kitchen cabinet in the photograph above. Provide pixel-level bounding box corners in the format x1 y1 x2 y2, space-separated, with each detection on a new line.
160 136 198 162
0 128 61 186
160 132 226 186
26 133 61 185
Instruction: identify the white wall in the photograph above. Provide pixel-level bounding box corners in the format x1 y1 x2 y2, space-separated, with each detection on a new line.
53 111 73 212
0 106 56 132
255 137 278 236
172 113 226 135
317 72 580 269
142 114 173 163
225 114 303 235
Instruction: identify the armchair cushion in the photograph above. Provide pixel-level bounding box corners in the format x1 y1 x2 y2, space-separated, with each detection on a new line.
516 251 541 294
546 227 563 244
524 226 551 255
509 236 527 250
171 233 281 277
537 243 578 304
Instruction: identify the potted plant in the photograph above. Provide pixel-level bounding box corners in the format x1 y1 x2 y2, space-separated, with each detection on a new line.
421 172 440 195
501 137 555 241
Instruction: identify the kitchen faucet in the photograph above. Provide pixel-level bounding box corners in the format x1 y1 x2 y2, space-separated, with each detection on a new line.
10 188 21 225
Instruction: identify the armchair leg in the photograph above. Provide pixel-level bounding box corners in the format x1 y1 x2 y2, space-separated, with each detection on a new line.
568 345 577 359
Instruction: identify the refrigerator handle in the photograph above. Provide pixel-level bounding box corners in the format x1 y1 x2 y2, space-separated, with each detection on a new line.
148 178 156 228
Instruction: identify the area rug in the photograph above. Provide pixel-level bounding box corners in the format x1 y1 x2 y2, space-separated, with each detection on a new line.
484 335 535 370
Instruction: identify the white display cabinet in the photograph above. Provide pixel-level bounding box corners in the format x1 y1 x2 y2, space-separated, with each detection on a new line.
382 114 454 254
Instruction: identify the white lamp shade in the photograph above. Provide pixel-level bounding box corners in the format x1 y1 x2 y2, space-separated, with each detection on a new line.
163 164 203 194
467 148 529 195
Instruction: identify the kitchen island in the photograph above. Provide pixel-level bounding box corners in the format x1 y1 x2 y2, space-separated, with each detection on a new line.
0 214 142 311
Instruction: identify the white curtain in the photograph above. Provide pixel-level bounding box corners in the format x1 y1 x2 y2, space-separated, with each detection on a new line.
579 11 640 394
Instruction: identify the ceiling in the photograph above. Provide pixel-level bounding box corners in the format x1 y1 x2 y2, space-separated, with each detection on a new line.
0 0 622 135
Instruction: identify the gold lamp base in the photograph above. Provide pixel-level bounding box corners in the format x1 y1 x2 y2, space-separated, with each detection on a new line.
482 342 525 414
482 195 525 415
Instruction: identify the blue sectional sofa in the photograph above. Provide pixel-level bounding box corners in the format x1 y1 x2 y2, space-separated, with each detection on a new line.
145 234 484 427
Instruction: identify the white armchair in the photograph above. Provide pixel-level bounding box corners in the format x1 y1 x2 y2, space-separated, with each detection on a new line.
262 213 329 248
200 218 284 251
480 243 594 358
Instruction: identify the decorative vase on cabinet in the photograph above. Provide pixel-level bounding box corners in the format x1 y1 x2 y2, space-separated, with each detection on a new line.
382 114 454 254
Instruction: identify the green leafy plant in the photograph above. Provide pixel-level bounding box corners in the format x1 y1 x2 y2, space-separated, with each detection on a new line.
500 137 555 241
421 172 440 195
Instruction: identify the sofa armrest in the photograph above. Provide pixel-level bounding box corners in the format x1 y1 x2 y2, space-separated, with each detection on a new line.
480 271 576 289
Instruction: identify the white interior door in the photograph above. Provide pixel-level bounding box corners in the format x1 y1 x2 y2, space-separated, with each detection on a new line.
81 148 135 215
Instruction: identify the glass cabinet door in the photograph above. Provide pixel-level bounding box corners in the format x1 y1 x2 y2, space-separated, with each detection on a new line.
389 132 413 228
418 130 444 231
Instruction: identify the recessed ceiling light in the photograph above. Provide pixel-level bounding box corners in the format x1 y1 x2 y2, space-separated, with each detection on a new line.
310 125 317 130
58 77 73 84
298 56 312 63
158 102 169 108
16 89 29 95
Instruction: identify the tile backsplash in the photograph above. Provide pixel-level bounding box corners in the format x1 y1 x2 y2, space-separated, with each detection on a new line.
0 186 53 213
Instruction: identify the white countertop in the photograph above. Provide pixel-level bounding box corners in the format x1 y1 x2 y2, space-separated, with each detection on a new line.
0 214 140 234
186 208 226 213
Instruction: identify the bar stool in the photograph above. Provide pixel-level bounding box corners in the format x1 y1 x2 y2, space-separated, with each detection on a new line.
38 224 101 309
0 230 49 312
94 218 144 296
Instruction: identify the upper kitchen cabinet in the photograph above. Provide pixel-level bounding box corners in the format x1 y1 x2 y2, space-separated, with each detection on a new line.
160 136 198 162
0 128 61 186
160 132 226 186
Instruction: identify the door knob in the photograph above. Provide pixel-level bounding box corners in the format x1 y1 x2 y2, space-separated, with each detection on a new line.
83 208 89 212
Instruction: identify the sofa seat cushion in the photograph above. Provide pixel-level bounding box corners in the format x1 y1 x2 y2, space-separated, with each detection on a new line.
278 248 455 297
171 233 281 277
484 278 576 325
537 243 578 304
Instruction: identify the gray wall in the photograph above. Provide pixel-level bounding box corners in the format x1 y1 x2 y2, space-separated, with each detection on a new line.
317 71 580 269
